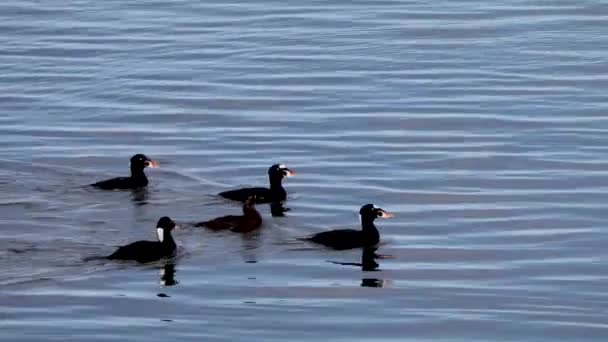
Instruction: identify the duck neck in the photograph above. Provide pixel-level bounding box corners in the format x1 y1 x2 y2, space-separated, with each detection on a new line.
130 167 148 186
130 166 147 180
269 176 285 194
361 216 379 238
244 204 262 220
160 230 176 251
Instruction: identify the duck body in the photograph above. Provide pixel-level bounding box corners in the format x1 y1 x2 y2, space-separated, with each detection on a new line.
219 164 294 203
198 213 262 233
196 196 262 233
219 187 284 203
92 154 158 190
308 228 379 250
107 217 177 263
306 204 392 250
92 175 148 190
108 240 174 263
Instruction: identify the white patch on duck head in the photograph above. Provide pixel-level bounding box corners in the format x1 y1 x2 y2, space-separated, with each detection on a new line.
278 164 286 169
156 227 164 242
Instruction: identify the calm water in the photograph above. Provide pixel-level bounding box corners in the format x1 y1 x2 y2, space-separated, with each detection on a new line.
1 0 607 341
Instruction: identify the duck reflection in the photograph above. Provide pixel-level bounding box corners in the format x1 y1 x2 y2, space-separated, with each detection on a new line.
270 202 289 217
159 261 178 286
361 278 385 287
329 247 380 270
131 188 149 205
240 230 261 264
329 247 388 288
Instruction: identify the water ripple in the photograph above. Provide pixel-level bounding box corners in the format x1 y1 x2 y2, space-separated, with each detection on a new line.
1 0 607 341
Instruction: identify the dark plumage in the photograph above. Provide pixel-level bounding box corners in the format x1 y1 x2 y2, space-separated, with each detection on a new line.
219 164 295 203
196 196 262 233
306 204 393 250
107 217 177 263
92 154 158 190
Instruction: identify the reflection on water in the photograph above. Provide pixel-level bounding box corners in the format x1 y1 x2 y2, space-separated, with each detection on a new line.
1 0 607 340
361 278 384 288
159 262 178 287
131 188 149 205
270 202 289 217
360 248 380 272
240 230 261 264
329 247 380 271
329 248 388 288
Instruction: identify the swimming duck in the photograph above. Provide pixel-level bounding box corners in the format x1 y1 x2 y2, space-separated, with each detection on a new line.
92 154 158 190
107 216 177 263
219 164 295 203
196 195 262 233
305 204 393 250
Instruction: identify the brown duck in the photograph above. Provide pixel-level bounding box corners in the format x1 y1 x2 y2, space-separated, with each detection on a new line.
196 195 262 233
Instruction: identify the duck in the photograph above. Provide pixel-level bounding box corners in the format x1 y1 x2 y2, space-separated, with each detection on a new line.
305 204 393 250
196 195 262 233
218 164 295 203
107 216 177 263
92 154 158 190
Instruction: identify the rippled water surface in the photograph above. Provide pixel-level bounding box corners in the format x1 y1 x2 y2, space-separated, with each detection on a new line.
1 1 608 341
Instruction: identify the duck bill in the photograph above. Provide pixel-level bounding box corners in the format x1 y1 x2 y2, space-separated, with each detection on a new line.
146 160 159 168
379 210 393 218
282 168 296 177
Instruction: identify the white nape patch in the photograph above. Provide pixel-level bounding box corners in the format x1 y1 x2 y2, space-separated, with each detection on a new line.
279 164 286 169
359 213 363 224
156 228 164 242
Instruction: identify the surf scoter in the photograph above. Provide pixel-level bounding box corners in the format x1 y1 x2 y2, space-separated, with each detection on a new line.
92 154 158 190
218 164 295 203
305 204 393 250
196 195 262 233
107 216 177 263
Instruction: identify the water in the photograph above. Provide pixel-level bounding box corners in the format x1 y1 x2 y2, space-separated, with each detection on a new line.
1 0 607 340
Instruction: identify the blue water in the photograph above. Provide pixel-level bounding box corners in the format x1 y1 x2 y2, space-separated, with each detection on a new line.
1 1 607 341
